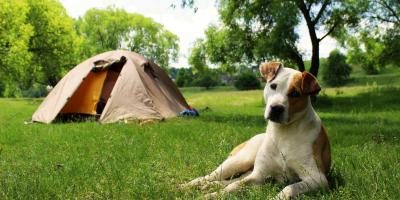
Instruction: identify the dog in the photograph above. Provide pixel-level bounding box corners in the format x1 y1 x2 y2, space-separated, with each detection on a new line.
181 62 331 199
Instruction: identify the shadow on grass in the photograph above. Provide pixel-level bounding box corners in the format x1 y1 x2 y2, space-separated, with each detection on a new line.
53 114 99 124
327 167 346 190
199 113 266 127
315 87 400 113
198 87 400 128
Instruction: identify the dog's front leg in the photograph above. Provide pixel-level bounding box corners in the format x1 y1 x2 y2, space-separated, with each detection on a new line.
204 171 265 198
273 171 328 200
181 154 254 188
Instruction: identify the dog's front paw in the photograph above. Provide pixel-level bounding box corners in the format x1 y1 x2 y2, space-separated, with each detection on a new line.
178 182 191 189
179 177 209 190
204 192 219 199
199 181 224 191
271 189 291 200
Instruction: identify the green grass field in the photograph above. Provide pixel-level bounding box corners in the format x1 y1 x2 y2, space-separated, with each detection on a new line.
0 70 399 199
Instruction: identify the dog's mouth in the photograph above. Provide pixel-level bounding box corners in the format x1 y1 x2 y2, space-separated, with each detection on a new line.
267 115 283 123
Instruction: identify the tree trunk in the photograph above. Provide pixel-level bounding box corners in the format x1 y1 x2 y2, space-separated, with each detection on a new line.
295 0 320 77
309 39 320 77
293 53 305 72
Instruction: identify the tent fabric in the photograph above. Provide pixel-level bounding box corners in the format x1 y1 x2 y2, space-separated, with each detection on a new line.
32 50 189 124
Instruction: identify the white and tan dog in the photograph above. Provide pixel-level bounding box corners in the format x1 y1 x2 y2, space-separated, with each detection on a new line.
181 62 331 199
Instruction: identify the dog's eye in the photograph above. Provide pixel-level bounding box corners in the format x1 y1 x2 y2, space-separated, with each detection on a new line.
270 83 277 90
288 90 299 97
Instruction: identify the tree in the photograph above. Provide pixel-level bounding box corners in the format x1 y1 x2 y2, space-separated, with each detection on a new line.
0 0 81 96
128 13 179 68
192 71 219 89
0 0 33 96
180 0 365 77
27 0 82 87
234 72 261 90
367 0 399 25
291 0 363 76
217 1 304 70
77 7 179 69
188 39 207 73
366 0 400 66
175 68 193 87
322 50 351 86
337 0 400 70
345 31 384 74
75 7 131 57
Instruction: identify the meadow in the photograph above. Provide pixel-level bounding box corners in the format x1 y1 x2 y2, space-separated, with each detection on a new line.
0 70 399 199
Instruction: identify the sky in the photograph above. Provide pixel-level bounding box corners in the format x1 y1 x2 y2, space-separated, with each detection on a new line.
59 0 338 68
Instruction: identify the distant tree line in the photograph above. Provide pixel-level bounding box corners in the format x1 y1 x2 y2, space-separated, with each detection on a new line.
0 0 178 97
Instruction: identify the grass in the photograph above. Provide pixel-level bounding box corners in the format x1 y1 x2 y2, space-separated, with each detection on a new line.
0 70 399 199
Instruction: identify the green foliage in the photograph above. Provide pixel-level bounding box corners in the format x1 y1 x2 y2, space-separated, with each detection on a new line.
339 0 400 69
0 0 81 95
322 50 352 86
175 68 193 87
381 27 400 65
77 7 179 69
345 31 384 75
0 0 33 96
234 72 261 90
192 0 366 77
27 0 82 86
75 7 131 55
188 39 206 73
192 71 219 89
21 83 48 98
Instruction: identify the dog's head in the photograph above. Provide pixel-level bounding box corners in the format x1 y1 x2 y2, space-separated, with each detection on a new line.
260 62 321 124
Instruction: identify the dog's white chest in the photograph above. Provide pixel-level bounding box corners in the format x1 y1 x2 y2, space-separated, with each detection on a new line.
255 126 316 182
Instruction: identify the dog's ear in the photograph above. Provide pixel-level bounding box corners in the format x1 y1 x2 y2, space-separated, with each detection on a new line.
259 62 282 82
302 71 321 95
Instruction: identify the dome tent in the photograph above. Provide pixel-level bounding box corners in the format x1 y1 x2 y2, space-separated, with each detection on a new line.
32 50 189 123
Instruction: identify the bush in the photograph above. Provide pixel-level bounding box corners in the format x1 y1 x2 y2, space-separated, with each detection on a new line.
21 84 48 98
192 73 219 89
322 50 352 87
362 63 379 75
0 81 4 97
234 72 261 90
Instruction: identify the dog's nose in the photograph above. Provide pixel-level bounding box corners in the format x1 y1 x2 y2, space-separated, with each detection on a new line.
268 105 285 122
271 105 284 115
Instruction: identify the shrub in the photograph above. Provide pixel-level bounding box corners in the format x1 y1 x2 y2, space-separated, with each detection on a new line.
234 72 261 90
322 50 352 87
21 84 48 98
362 63 379 75
0 81 4 97
192 73 219 89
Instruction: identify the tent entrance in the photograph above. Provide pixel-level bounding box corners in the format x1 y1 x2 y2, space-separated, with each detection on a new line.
58 57 126 119
96 58 125 114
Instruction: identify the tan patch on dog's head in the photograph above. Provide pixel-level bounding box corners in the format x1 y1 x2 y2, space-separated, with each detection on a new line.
302 71 321 95
287 71 321 117
287 73 308 117
259 62 282 82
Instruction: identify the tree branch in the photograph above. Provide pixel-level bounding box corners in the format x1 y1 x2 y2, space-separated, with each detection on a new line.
381 0 400 22
371 15 398 24
296 0 313 25
313 0 330 24
318 22 339 42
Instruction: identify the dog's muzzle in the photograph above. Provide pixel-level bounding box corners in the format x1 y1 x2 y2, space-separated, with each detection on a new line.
267 105 285 123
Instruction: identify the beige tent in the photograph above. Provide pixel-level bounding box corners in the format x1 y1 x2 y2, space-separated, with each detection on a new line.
32 50 189 123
